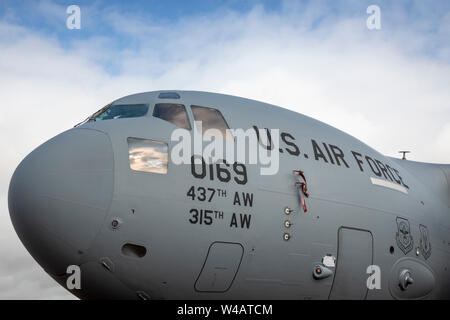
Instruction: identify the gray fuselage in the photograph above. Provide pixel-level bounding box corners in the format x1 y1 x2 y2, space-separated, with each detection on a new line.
8 91 450 299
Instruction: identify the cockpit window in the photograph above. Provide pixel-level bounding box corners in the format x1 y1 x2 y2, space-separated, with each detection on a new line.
93 104 149 121
153 103 191 130
127 138 168 174
191 105 232 140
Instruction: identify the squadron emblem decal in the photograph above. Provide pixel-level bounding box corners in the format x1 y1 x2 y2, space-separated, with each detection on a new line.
419 224 431 260
396 217 414 255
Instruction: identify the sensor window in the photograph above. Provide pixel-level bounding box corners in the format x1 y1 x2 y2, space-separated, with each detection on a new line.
127 138 168 174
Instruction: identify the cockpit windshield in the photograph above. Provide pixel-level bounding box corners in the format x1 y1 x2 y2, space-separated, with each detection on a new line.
91 104 149 121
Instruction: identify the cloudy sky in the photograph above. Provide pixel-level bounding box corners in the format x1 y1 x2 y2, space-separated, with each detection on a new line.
0 0 449 299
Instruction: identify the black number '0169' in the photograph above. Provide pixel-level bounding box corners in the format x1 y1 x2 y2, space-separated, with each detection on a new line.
190 155 247 185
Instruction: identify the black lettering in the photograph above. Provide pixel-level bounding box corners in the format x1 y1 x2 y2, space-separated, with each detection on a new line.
204 210 213 225
352 151 364 172
322 143 335 164
233 163 248 185
392 168 409 189
191 155 206 179
312 139 328 163
187 186 195 200
216 161 231 183
281 132 300 156
230 213 238 228
189 208 199 224
240 214 251 229
242 193 253 207
329 144 349 168
365 156 382 177
208 163 214 181
253 125 274 150
233 192 241 206
207 188 215 202
386 165 401 184
375 160 394 181
197 187 206 201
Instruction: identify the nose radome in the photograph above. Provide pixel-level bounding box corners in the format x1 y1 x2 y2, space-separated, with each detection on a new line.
8 128 114 276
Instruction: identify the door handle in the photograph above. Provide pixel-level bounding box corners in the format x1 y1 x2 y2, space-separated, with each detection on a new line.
399 269 414 290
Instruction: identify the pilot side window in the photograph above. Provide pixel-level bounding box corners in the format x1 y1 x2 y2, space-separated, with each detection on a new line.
127 137 168 174
191 105 232 140
94 104 149 121
153 103 191 130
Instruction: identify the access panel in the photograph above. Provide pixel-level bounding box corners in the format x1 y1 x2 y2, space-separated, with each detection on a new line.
195 242 244 293
329 227 373 300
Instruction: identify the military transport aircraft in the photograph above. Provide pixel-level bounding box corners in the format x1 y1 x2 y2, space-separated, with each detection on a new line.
8 90 450 299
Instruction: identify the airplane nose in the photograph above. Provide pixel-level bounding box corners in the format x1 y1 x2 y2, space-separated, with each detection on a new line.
8 128 114 276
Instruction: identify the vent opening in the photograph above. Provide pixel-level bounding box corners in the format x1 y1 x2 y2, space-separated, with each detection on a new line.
122 243 147 258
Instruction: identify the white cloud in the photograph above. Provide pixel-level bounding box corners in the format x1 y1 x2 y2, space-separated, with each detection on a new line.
0 1 449 299
434 123 450 161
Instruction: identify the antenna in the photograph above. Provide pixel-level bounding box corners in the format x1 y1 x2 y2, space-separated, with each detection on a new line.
398 151 410 160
